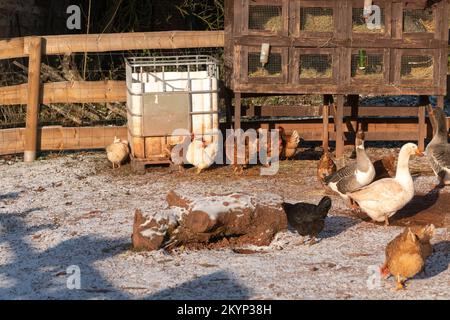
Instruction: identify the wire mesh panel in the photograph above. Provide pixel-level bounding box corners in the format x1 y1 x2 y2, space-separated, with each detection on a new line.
299 54 332 79
248 52 282 78
248 5 283 33
300 7 334 32
403 9 435 33
351 52 384 80
352 7 385 33
401 55 434 80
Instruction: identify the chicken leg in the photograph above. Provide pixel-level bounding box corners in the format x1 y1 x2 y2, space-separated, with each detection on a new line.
395 275 406 291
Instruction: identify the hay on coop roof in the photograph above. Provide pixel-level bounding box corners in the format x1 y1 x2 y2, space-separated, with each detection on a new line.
303 14 333 32
264 16 283 32
299 68 332 79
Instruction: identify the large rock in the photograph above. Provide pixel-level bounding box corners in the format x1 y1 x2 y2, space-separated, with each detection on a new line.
132 190 288 251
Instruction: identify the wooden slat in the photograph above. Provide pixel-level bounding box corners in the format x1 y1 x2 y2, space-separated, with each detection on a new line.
0 84 27 105
0 126 127 155
0 81 126 105
42 81 126 104
28 31 224 55
0 118 448 156
0 37 26 59
1 31 224 60
244 105 425 118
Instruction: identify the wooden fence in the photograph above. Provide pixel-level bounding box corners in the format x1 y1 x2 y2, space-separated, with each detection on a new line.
0 31 224 160
0 30 448 160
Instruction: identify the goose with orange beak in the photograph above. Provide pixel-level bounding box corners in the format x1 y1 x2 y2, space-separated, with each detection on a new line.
347 143 423 226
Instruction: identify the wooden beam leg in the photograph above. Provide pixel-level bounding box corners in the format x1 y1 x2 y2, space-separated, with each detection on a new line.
234 92 241 130
348 94 359 132
436 95 445 109
322 104 329 152
24 36 42 162
225 89 232 129
418 106 426 152
335 95 345 159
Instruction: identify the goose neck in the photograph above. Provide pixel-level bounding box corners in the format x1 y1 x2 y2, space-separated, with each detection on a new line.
395 148 412 182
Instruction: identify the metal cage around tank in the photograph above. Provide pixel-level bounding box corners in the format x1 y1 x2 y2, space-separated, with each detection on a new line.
125 55 220 171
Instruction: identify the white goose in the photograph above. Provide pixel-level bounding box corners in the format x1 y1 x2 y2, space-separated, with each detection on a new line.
347 143 423 225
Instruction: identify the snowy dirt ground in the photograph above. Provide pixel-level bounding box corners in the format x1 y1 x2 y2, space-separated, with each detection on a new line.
0 147 449 300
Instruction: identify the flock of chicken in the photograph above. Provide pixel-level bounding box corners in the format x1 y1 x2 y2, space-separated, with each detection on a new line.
106 106 449 290
106 126 301 173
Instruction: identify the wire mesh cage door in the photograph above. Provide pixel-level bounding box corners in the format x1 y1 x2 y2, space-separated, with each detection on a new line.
350 0 391 38
394 49 438 86
242 46 289 84
403 8 435 34
242 0 289 35
350 49 388 83
294 48 337 84
397 0 446 41
292 1 336 36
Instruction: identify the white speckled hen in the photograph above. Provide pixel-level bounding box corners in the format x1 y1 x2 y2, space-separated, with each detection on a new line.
106 137 130 169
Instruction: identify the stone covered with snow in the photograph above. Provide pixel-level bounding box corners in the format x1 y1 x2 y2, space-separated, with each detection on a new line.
132 190 287 251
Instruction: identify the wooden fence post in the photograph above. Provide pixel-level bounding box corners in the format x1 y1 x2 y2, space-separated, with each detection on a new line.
24 37 42 162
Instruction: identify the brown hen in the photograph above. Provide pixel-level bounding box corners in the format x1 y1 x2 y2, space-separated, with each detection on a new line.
317 151 337 189
380 225 435 290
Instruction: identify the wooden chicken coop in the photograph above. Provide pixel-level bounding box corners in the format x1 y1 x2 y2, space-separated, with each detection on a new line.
224 0 449 157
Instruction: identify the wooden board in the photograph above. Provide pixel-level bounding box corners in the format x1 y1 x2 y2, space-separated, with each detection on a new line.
0 81 126 105
0 31 224 59
0 117 448 156
0 126 127 155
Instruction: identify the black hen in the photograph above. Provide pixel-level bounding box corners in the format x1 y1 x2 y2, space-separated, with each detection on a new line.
282 197 332 244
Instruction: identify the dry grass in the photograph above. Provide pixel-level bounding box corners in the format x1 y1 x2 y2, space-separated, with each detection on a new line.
352 72 383 80
264 16 283 32
402 65 434 80
352 23 385 33
303 15 333 32
353 68 383 80
419 19 435 33
249 67 281 78
299 68 332 79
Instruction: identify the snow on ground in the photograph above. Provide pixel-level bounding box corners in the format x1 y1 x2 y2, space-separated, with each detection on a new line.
0 150 449 300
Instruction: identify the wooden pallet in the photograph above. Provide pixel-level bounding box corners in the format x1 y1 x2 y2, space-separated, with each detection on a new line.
130 156 172 174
